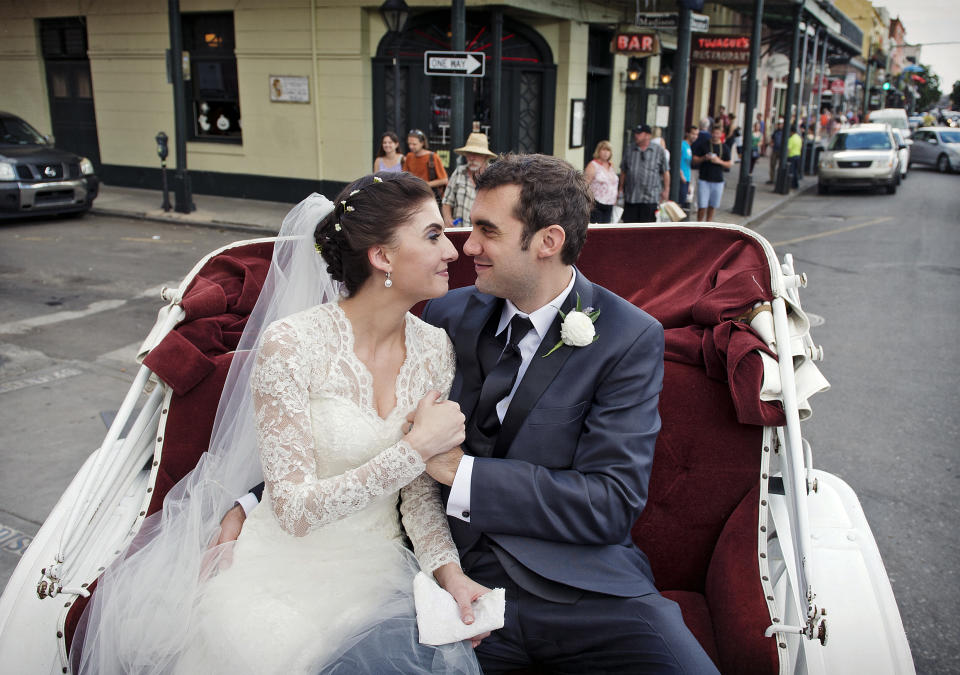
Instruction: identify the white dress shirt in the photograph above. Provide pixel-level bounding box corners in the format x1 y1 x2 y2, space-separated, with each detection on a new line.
446 271 577 522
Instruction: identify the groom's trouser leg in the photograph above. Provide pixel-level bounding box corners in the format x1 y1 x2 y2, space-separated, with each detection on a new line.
468 552 719 675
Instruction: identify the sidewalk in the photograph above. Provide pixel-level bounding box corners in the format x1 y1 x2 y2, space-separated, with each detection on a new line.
91 155 815 234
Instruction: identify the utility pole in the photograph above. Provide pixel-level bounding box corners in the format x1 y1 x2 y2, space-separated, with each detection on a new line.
775 1 804 194
733 0 764 215
668 5 693 205
450 0 465 169
168 0 194 213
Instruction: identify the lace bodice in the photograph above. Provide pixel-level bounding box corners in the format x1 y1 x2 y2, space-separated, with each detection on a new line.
250 302 459 573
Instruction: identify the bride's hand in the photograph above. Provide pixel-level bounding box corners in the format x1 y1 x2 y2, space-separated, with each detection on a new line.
404 390 465 462
433 563 494 648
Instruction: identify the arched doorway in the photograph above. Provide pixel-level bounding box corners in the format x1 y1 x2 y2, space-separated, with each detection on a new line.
373 10 555 166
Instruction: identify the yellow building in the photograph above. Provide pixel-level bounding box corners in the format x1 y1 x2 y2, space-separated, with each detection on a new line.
1 0 641 200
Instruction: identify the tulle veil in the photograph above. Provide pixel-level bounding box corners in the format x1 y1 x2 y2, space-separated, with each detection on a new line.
73 194 342 673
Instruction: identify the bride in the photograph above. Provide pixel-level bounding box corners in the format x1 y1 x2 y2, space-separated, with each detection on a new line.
74 174 487 674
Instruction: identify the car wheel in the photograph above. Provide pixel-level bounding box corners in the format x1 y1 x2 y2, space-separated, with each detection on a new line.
886 182 897 195
937 154 952 173
817 182 828 195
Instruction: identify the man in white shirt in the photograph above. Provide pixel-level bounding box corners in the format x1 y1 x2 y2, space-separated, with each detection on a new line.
420 154 718 673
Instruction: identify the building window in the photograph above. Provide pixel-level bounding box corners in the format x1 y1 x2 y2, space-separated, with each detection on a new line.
183 12 241 143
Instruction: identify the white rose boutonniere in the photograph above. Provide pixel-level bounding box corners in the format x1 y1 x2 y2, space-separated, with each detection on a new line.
543 293 600 357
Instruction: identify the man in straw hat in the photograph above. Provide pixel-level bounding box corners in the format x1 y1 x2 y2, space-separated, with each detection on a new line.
442 128 496 229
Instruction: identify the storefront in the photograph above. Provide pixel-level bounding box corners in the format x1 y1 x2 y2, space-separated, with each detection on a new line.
1 1 626 201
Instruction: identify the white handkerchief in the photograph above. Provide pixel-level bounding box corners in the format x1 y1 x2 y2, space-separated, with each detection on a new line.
413 571 505 646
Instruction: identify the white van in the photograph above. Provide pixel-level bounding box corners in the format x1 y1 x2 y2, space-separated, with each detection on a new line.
868 108 911 138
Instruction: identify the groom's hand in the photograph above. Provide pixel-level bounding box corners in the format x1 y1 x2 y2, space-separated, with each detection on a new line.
433 563 493 648
425 447 464 486
214 504 246 547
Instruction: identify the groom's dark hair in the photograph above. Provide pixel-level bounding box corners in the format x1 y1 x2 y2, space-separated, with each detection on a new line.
474 153 590 265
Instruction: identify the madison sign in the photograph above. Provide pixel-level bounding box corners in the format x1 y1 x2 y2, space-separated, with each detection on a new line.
612 32 660 56
691 34 751 65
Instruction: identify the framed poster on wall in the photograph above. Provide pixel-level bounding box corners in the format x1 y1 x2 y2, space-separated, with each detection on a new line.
570 98 585 148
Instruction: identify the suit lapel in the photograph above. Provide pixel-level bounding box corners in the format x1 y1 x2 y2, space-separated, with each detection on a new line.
451 292 502 420
493 270 596 458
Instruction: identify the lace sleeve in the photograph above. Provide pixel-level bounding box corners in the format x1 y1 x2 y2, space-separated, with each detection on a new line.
251 319 426 537
400 330 460 573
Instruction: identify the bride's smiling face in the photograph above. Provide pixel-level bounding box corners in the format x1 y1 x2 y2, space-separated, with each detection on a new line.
384 199 458 300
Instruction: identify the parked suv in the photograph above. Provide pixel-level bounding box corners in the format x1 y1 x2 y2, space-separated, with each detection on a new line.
0 111 99 219
818 123 902 195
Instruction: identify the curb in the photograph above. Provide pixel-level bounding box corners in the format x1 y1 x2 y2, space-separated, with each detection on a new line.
741 181 817 230
89 206 279 235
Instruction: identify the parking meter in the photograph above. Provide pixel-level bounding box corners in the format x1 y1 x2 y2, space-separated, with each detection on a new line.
156 131 171 211
156 131 169 162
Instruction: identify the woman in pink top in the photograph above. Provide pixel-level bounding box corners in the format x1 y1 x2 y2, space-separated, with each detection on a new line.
584 140 619 223
373 131 404 173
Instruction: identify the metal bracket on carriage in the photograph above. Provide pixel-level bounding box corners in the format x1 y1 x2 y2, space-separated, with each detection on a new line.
781 272 808 289
36 560 62 599
764 605 829 646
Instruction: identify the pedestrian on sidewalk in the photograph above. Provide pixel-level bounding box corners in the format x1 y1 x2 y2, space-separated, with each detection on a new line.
767 118 784 184
618 124 669 223
584 140 619 223
404 129 448 204
692 125 732 222
441 129 495 228
787 125 802 189
373 131 404 173
678 126 697 210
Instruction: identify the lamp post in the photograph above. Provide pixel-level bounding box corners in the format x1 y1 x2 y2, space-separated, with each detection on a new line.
380 0 409 133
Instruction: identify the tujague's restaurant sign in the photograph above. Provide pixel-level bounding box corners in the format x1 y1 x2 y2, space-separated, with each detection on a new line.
691 34 750 65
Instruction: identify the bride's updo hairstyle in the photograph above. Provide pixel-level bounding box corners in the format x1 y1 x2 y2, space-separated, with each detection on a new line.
314 172 435 295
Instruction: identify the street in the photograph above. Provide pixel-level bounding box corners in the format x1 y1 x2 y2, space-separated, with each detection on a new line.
754 166 960 674
1 169 959 672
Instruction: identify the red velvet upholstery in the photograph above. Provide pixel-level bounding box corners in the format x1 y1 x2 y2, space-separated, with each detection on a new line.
68 227 779 673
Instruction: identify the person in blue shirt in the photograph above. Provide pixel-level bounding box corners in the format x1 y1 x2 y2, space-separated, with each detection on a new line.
679 126 697 210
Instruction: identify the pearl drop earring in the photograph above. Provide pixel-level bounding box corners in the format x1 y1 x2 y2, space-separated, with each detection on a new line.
384 271 393 288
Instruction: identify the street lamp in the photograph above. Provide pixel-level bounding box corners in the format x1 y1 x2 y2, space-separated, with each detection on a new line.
380 0 409 133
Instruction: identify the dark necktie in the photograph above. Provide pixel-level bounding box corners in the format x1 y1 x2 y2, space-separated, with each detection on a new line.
475 315 534 437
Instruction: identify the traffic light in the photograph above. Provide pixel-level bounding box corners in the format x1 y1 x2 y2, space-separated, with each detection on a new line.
882 81 891 91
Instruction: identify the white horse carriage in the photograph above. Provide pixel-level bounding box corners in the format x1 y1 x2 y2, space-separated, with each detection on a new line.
0 222 913 673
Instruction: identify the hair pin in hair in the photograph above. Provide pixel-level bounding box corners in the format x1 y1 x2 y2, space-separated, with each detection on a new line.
334 222 342 232
315 242 323 254
373 176 383 183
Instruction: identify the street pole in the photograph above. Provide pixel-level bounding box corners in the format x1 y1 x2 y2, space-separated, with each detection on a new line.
668 4 692 204
815 33 828 135
491 9 503 150
776 0 803 194
450 0 465 169
167 0 194 213
733 0 764 215
862 55 872 119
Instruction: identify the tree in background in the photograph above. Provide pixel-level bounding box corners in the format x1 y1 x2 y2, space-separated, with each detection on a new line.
952 80 960 109
913 64 941 111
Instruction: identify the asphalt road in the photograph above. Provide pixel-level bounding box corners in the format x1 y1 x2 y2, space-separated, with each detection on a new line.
0 215 241 590
1 169 958 673
753 165 960 674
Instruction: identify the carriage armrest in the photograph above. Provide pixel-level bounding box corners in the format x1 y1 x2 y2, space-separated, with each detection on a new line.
705 483 779 673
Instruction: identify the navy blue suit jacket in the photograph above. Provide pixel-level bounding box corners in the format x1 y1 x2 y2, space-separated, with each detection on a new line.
422 269 664 598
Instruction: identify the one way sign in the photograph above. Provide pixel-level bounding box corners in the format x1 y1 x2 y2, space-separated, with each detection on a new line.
424 51 486 77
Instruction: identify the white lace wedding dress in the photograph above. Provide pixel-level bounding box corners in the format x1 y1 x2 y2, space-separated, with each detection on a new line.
175 302 480 674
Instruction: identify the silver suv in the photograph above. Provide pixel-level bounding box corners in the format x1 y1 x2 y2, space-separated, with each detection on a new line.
818 123 902 195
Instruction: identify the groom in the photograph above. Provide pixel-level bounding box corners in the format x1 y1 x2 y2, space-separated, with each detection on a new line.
419 154 717 673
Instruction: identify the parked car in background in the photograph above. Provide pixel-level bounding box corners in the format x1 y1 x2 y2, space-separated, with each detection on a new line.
910 127 960 173
891 128 910 180
908 115 924 132
868 108 911 139
818 123 902 195
0 111 99 219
